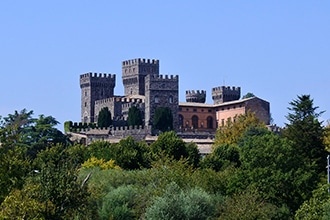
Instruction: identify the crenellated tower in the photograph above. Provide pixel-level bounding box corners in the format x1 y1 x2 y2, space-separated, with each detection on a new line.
144 74 179 130
80 72 116 123
122 58 159 96
212 86 241 104
186 90 206 103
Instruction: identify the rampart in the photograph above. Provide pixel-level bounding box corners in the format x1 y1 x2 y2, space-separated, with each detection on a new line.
122 58 159 66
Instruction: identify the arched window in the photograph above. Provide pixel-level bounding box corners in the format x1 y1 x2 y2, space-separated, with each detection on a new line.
154 95 159 103
207 116 213 129
179 114 183 128
192 115 198 129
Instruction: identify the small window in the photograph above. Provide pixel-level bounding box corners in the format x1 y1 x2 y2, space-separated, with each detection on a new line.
193 108 197 112
155 95 159 103
169 95 173 103
85 91 87 96
84 102 87 107
186 108 189 111
208 109 212 113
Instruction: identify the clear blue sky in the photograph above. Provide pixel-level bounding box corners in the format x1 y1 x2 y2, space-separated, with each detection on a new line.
1 1 329 129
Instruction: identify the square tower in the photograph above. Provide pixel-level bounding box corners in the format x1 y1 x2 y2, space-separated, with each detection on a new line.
80 73 116 123
122 58 159 96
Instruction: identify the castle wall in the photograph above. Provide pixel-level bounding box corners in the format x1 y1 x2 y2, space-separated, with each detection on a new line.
145 74 179 130
186 90 206 103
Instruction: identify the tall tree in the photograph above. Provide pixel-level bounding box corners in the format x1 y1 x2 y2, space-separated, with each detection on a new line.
284 94 327 174
127 106 143 127
153 107 173 132
97 107 112 128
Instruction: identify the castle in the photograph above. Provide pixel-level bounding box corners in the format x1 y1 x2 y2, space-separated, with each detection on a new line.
74 58 270 146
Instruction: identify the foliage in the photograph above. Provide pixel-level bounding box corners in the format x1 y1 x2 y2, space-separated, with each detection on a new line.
295 184 330 220
242 92 255 99
236 126 318 213
81 157 121 170
97 107 112 128
110 137 151 169
99 185 139 220
150 131 187 161
0 184 49 220
218 187 277 220
214 111 266 146
0 147 31 204
200 143 240 171
284 94 327 174
127 106 143 127
145 182 219 220
33 144 92 219
153 107 173 132
185 142 201 168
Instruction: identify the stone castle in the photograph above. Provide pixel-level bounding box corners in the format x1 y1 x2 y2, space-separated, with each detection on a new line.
75 58 270 146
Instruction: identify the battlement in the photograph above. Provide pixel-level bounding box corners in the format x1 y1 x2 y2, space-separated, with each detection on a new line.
122 58 159 67
212 86 240 92
186 90 206 95
80 72 116 79
149 74 179 80
186 90 206 103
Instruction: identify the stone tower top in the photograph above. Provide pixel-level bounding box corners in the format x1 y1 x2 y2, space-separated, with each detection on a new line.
186 90 206 103
122 58 160 96
212 86 241 104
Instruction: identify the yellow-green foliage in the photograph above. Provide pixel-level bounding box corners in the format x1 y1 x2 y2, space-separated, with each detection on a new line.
214 111 266 147
323 122 330 152
81 157 121 170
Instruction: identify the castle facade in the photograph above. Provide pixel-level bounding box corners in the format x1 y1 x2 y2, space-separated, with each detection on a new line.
78 58 270 144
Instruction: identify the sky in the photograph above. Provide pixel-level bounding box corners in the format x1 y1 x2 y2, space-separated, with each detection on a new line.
1 1 329 130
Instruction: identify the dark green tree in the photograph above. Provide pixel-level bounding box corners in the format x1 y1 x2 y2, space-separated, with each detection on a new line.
284 94 327 174
153 107 173 132
110 137 151 169
150 131 187 160
242 92 256 99
127 106 143 127
97 107 112 128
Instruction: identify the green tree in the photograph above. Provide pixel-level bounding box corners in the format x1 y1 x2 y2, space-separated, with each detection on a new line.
284 94 327 174
150 131 187 160
145 182 218 220
110 137 151 169
200 143 240 171
153 107 173 132
127 106 143 127
242 92 255 99
97 107 112 128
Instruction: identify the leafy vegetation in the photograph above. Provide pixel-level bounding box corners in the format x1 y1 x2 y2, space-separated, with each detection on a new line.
0 94 329 219
97 107 112 128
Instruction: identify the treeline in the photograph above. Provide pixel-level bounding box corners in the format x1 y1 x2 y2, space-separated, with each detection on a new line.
0 95 330 219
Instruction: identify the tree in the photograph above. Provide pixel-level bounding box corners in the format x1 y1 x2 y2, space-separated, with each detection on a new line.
242 92 255 99
150 131 187 160
214 111 266 146
283 95 327 174
127 106 143 127
145 182 217 220
110 137 151 169
97 107 112 128
153 107 173 132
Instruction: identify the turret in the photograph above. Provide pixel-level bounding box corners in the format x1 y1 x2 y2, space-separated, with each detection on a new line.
212 86 240 104
186 90 206 103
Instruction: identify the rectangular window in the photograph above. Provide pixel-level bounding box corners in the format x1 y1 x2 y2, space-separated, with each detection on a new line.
193 108 197 112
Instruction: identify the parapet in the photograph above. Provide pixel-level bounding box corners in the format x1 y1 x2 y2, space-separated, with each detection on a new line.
122 58 159 67
80 72 116 79
148 74 179 80
212 86 240 92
